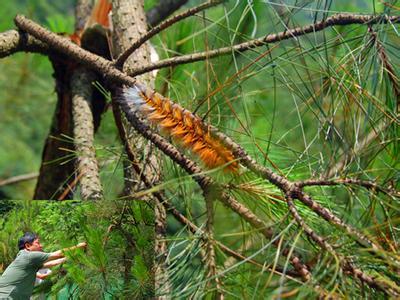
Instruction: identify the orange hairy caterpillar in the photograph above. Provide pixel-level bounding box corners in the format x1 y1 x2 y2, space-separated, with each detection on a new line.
123 85 238 172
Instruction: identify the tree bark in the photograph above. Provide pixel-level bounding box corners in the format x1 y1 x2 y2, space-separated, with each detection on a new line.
71 67 103 200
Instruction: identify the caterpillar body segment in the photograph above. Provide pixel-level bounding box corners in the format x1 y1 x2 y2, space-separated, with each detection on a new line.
123 86 238 172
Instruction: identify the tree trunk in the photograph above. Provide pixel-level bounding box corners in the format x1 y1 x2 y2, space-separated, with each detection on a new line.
111 0 169 297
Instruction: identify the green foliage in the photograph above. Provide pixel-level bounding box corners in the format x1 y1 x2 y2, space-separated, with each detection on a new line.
0 200 154 298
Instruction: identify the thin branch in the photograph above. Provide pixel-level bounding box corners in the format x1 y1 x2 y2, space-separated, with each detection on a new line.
0 173 38 187
295 191 381 250
146 0 189 27
286 193 334 252
115 0 224 68
127 14 400 77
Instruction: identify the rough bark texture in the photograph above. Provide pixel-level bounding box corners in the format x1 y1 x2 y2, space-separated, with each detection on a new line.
0 30 49 58
71 67 103 200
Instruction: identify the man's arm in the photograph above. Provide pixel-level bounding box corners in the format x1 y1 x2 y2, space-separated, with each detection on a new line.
46 242 87 261
42 257 67 268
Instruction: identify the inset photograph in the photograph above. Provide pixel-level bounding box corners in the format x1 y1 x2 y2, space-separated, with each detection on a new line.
0 200 154 298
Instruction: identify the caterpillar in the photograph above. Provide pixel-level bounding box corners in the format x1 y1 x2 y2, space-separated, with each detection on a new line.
122 85 238 172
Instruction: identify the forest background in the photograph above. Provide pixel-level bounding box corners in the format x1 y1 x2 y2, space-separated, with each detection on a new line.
0 0 399 298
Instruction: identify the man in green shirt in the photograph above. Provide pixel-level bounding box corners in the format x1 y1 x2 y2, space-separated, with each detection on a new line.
0 232 86 299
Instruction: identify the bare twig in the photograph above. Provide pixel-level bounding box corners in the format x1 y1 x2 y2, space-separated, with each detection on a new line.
127 14 400 76
0 173 38 187
115 0 224 68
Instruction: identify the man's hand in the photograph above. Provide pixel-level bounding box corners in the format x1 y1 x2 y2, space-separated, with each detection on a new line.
76 242 87 249
36 270 52 280
62 242 87 252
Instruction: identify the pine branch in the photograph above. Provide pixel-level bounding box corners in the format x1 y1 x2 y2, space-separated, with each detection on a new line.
285 193 399 297
208 126 384 252
127 14 400 77
163 200 305 280
10 13 399 75
117 98 312 281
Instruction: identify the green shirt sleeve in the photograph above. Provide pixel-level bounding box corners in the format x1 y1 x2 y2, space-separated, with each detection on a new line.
29 251 51 269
